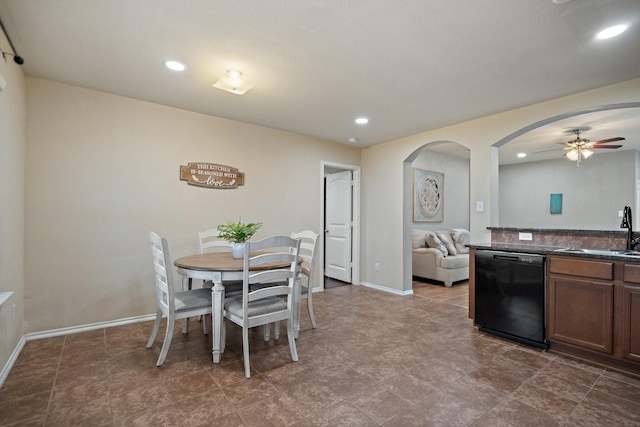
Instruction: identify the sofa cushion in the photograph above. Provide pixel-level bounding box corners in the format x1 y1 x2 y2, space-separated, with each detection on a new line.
451 228 470 254
411 229 427 249
426 232 447 256
436 231 457 256
439 254 469 269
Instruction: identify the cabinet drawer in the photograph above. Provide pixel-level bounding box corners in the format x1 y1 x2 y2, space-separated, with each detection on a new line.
549 257 613 280
623 264 640 284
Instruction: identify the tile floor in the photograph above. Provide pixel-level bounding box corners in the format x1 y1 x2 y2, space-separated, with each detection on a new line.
1 281 640 426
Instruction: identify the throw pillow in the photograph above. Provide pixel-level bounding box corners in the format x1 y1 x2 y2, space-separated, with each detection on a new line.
436 231 458 256
411 229 426 249
425 232 447 256
451 228 470 254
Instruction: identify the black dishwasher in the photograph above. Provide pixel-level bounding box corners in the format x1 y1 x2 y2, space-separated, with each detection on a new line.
475 250 548 349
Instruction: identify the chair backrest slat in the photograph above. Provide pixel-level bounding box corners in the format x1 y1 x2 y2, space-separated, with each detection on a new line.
291 230 319 289
149 232 174 312
198 229 233 254
242 235 301 304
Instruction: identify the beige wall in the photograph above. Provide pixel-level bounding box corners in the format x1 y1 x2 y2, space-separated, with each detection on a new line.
0 32 26 374
360 78 640 293
24 77 360 332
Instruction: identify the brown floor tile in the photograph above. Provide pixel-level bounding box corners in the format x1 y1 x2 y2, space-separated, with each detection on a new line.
0 390 50 426
346 383 416 424
170 388 238 425
473 399 558 427
406 389 488 426
293 401 377 427
45 395 112 426
510 382 579 424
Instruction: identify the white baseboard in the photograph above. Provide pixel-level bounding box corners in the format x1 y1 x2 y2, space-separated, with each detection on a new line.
359 281 414 296
0 313 156 388
0 335 26 388
24 313 157 341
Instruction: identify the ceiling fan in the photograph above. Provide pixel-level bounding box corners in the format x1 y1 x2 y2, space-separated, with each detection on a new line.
561 128 625 167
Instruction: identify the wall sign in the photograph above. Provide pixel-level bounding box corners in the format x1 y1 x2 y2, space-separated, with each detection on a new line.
180 162 245 189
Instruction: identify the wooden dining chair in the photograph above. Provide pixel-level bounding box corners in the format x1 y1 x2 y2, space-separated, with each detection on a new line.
291 230 319 330
223 235 301 378
197 229 243 295
263 229 319 340
146 232 213 366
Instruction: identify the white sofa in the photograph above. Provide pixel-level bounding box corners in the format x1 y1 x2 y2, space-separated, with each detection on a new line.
412 228 470 287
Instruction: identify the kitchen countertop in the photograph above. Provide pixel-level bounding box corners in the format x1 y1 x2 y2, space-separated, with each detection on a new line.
486 227 628 236
470 242 640 262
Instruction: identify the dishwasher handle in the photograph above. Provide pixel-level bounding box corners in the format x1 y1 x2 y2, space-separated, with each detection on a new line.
493 254 521 262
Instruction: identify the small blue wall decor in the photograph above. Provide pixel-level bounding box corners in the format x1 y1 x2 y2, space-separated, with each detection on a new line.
550 193 563 214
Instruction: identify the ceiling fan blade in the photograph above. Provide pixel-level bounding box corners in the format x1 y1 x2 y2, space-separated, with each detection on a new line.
592 137 625 144
531 148 564 154
591 145 623 149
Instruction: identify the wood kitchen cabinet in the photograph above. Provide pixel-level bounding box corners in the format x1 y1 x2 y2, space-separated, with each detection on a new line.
622 264 640 363
547 256 640 373
547 256 614 354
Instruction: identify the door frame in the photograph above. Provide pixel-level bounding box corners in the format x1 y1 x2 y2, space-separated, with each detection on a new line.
320 161 360 287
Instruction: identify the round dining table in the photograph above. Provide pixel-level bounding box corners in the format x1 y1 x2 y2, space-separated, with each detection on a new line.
173 252 302 363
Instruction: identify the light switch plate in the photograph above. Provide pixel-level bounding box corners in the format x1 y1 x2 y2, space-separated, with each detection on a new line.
519 232 533 241
0 72 6 91
476 201 484 212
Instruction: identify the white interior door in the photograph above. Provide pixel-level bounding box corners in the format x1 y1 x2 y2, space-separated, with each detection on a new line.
325 170 352 282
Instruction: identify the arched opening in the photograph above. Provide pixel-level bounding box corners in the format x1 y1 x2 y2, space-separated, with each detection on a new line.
403 141 470 293
493 102 640 231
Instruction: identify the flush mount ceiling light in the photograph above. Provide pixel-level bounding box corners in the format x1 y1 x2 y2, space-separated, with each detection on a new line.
596 24 628 40
164 60 185 71
212 70 254 95
517 152 527 158
355 117 369 125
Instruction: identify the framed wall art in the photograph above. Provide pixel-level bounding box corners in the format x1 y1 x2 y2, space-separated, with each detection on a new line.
413 168 444 222
550 193 563 214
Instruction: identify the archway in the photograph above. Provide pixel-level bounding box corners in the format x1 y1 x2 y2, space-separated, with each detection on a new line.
403 141 470 293
493 102 640 230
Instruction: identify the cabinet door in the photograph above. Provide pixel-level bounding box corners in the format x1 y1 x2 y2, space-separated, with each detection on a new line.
622 284 640 363
548 275 614 354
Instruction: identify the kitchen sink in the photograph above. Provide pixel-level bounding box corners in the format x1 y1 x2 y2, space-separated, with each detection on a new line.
554 248 640 258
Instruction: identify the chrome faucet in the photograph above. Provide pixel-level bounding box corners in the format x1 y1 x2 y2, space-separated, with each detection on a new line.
620 205 640 250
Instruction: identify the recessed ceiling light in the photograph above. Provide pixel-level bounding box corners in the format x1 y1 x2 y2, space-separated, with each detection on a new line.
517 152 527 158
552 0 573 4
348 137 359 143
355 117 369 125
596 24 628 40
164 60 186 71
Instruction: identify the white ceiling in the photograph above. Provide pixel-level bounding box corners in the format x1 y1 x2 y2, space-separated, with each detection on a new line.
0 0 639 151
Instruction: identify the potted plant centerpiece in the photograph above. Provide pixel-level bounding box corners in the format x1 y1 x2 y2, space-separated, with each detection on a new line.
217 219 263 258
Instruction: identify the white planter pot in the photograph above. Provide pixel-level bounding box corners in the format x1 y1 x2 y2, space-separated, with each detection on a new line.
232 243 245 259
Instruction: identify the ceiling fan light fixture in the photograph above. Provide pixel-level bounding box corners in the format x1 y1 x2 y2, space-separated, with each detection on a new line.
582 148 593 159
213 70 254 95
566 148 579 161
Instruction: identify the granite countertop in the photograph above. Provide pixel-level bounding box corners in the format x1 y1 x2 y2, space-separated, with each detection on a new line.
470 242 566 254
470 242 640 262
486 227 627 236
